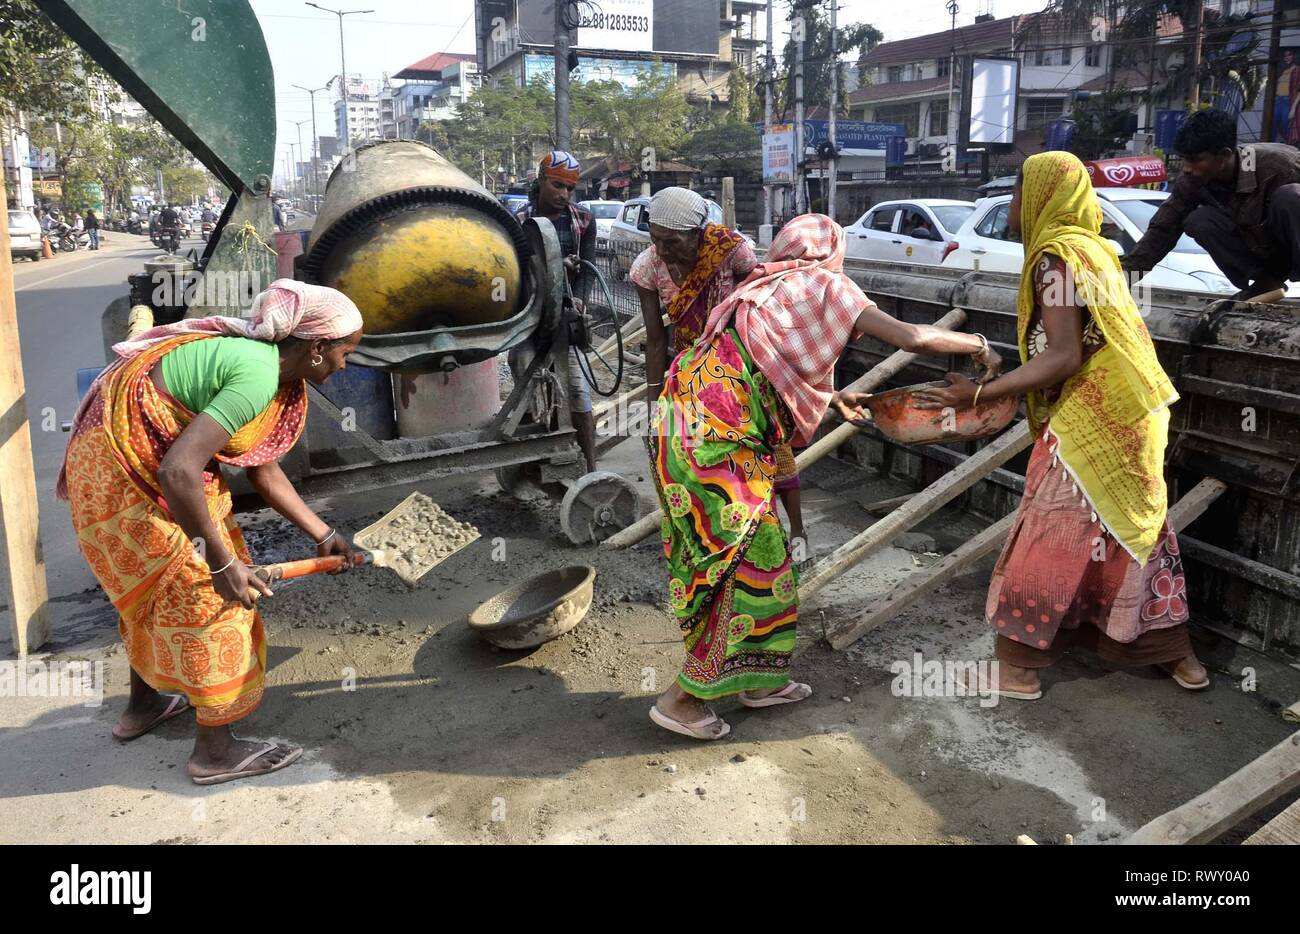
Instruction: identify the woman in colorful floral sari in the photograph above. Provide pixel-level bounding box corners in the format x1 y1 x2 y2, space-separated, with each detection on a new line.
916 151 1208 699
649 214 1001 739
59 280 364 783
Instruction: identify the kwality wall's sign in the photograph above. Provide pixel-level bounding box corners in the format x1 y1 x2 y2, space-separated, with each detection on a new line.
1084 155 1168 188
802 120 906 155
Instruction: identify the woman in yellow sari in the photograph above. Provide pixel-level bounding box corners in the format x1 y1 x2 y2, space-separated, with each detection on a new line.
917 152 1207 698
59 280 364 783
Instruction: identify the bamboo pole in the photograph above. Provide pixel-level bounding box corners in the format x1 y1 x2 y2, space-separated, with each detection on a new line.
0 173 51 655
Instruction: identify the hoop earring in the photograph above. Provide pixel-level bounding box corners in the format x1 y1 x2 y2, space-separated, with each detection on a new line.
311 354 324 367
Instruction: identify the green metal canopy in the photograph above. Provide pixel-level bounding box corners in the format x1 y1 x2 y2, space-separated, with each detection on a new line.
35 0 276 193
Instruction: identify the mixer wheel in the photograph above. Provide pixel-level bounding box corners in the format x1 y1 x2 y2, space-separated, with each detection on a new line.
559 471 641 545
495 462 547 501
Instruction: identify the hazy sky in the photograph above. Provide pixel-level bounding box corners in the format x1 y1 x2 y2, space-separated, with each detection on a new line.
252 0 1049 180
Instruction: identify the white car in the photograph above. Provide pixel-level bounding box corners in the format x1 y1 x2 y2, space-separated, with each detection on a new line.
844 199 976 265
943 187 1237 294
8 210 43 261
579 199 622 246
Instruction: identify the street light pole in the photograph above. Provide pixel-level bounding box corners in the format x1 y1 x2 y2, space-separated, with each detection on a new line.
288 119 309 201
292 83 329 203
306 3 374 151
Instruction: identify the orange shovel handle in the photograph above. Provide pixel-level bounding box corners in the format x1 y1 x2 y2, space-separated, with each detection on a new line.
256 552 371 582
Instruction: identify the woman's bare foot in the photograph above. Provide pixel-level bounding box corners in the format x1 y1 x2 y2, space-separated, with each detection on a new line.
113 669 190 740
187 725 302 783
654 683 728 739
1160 653 1209 690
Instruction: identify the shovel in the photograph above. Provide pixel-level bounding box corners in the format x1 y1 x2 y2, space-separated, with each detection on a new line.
250 492 481 593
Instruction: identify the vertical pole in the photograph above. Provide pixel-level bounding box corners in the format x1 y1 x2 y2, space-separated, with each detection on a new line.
0 172 51 656
722 176 736 228
828 0 838 221
555 0 572 151
1261 0 1284 142
947 0 958 168
794 9 805 215
763 0 774 229
1188 0 1205 110
337 13 351 149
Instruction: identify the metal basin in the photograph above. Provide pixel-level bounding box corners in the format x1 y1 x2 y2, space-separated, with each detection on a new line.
468 565 596 650
865 380 1017 445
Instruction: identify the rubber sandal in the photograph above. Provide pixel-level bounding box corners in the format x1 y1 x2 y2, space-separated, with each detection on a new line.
649 706 731 740
112 693 190 741
190 740 303 785
739 681 813 708
966 671 1042 701
1159 662 1210 691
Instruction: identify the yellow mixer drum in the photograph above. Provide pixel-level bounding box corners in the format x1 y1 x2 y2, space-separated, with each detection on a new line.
302 140 528 335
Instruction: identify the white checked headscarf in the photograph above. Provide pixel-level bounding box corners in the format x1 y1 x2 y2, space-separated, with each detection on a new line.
648 187 709 231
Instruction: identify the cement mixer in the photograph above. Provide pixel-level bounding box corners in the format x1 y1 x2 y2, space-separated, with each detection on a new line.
44 0 638 545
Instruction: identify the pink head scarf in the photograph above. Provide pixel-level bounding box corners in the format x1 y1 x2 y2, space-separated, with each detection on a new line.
702 214 872 446
110 279 363 359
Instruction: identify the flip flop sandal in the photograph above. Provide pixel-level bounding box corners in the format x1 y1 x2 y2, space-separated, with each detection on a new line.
966 672 1042 701
111 693 191 742
739 681 813 708
648 706 731 741
190 740 303 786
1159 662 1210 691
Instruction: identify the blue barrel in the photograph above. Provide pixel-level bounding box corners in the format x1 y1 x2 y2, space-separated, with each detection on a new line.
77 366 106 402
305 364 396 458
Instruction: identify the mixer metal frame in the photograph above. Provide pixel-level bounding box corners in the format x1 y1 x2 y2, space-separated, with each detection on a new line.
280 219 591 500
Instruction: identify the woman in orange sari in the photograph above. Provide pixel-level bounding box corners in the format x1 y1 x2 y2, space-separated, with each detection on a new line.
59 280 364 784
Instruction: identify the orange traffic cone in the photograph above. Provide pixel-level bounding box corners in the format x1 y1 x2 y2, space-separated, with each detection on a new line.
41 236 54 259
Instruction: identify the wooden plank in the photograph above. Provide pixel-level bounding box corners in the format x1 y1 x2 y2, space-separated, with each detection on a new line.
0 173 51 656
1126 731 1300 844
1166 477 1230 529
827 511 1016 649
1244 796 1300 844
861 493 916 514
826 476 1229 650
1180 536 1300 602
800 420 1034 604
602 308 970 549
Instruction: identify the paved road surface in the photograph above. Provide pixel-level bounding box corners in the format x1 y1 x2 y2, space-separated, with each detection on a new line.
9 232 206 604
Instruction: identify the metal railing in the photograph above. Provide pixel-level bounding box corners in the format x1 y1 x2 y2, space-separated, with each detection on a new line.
578 237 648 342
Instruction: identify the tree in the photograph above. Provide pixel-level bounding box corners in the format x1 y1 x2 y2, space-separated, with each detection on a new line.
0 0 107 121
161 165 208 203
681 120 761 178
1026 1 1263 112
581 65 688 175
779 0 882 120
1068 90 1137 160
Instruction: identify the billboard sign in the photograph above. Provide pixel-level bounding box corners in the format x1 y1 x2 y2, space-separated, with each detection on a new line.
763 124 795 183
802 120 905 155
577 0 653 54
962 56 1019 149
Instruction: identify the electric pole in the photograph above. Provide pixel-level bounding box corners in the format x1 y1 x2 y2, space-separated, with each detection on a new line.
828 0 839 220
555 0 572 151
794 4 806 215
763 0 774 231
293 83 329 204
306 3 374 150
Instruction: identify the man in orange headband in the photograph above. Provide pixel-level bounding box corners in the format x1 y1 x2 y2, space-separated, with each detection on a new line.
510 150 599 472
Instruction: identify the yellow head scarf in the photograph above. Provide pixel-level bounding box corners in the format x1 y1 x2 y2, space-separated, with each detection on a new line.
1017 151 1179 564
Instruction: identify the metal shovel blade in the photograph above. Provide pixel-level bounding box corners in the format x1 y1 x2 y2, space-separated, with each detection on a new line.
352 492 481 586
